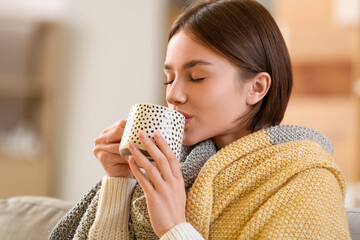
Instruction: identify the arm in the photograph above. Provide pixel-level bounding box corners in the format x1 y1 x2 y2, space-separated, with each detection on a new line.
88 176 204 240
88 176 137 239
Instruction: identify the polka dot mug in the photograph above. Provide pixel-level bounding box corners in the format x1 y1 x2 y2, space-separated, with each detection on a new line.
119 103 185 165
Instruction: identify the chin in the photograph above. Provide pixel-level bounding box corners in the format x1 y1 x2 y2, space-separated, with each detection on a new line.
181 134 194 146
181 138 192 146
181 134 205 146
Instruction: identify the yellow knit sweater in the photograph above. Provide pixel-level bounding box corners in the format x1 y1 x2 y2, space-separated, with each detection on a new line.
186 129 350 239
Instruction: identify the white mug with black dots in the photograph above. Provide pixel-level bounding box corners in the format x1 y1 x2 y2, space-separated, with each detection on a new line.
119 103 185 165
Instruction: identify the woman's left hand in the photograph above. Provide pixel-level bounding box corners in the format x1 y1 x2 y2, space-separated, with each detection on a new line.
128 130 186 238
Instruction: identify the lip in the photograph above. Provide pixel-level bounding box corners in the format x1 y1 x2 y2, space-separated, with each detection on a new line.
177 111 192 125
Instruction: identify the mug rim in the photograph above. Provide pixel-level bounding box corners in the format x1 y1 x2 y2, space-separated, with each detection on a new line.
132 103 185 120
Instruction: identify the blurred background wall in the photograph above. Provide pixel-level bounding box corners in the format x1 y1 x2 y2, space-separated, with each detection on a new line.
54 0 168 201
0 0 359 206
0 0 168 202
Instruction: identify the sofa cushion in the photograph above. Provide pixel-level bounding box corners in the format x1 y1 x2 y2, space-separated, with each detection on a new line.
0 196 73 240
347 208 360 240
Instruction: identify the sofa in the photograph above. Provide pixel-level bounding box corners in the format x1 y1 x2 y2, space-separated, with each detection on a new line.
0 196 73 239
0 196 359 239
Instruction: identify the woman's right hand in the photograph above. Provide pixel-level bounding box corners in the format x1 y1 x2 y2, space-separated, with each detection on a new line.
93 120 134 178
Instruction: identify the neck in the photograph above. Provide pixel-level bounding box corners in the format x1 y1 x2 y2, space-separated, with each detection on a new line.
212 128 253 150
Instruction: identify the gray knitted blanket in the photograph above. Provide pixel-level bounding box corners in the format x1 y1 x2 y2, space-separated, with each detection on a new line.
49 125 333 240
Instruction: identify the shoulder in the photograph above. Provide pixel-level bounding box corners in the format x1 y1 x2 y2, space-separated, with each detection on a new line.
286 167 346 199
254 167 350 239
264 125 333 155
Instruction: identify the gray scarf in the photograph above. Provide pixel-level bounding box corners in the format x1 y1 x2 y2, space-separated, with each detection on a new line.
49 139 217 240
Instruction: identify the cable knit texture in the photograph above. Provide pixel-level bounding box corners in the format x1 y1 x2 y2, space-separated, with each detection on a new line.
49 125 350 239
87 177 137 239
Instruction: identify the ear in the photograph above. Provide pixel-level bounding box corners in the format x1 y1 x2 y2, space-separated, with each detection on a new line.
245 72 271 106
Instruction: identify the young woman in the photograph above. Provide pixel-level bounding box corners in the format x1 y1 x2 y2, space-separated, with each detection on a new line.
50 0 351 239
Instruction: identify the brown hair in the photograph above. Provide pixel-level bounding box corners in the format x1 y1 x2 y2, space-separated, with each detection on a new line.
168 0 292 131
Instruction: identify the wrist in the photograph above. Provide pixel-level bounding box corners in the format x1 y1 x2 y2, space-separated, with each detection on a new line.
160 222 204 240
105 170 134 178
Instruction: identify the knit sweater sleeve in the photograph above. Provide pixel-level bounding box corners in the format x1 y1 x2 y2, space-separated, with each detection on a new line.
88 176 137 239
160 222 205 240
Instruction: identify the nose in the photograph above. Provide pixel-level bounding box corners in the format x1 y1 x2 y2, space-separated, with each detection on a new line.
165 78 187 106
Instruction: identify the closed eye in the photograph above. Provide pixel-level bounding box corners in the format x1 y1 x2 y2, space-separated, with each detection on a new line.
164 77 205 85
163 80 174 85
190 77 205 82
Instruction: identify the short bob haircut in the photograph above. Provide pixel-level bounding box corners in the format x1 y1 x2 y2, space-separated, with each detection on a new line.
168 0 293 132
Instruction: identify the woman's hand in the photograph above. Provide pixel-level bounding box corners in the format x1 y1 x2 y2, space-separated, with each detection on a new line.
128 130 186 237
93 120 134 178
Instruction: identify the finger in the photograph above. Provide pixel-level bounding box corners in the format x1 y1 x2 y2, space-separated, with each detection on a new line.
138 131 173 181
128 141 164 187
104 127 125 144
154 131 182 178
128 156 155 194
95 151 129 166
93 143 120 155
101 120 126 135
101 120 127 135
95 127 125 145
97 152 133 178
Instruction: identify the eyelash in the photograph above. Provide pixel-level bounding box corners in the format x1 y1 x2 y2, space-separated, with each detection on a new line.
163 78 205 85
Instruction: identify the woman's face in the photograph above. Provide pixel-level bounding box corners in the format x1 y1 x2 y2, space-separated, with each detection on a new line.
164 30 253 149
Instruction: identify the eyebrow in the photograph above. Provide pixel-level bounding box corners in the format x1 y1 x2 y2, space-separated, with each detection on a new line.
164 60 212 70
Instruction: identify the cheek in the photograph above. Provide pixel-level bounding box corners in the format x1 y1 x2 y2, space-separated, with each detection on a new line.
199 86 246 124
198 84 236 112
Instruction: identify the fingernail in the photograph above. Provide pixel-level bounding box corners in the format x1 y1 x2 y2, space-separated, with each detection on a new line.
129 142 137 151
139 131 147 140
154 131 161 139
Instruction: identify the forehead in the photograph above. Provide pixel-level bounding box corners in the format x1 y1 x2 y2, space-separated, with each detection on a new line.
165 30 240 73
165 30 219 63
